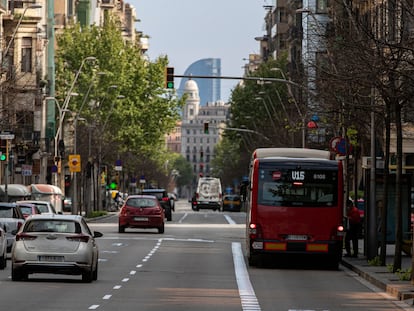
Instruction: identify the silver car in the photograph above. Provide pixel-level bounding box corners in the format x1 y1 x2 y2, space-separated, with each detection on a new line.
0 226 7 269
11 214 103 282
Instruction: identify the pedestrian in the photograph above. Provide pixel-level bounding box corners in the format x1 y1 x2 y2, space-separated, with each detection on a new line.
344 199 362 257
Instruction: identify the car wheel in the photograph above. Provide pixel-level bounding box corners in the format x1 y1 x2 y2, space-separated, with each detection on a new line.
92 262 98 281
82 268 93 283
118 225 125 233
12 267 27 281
166 209 172 221
0 254 6 269
158 224 165 234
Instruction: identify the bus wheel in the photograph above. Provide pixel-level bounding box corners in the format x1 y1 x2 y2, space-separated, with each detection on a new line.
248 254 260 267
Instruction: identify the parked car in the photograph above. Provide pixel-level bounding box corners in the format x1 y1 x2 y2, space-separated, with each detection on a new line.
118 195 165 234
0 202 25 252
222 194 242 212
17 202 41 219
11 214 103 282
0 226 7 269
141 189 172 221
17 200 57 214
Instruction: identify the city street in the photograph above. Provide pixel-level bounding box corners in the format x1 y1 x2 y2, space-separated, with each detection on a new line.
0 200 411 311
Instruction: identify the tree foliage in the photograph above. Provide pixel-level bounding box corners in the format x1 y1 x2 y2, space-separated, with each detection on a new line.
55 17 185 185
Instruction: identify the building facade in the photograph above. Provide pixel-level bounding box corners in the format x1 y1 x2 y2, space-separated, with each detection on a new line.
180 79 229 188
0 0 141 186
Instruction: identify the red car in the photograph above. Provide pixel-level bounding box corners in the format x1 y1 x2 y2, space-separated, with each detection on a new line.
118 195 165 234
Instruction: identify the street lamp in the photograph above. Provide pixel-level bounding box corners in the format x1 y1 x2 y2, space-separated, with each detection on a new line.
54 56 97 144
220 126 271 142
270 68 307 148
97 94 125 211
2 4 42 63
72 115 86 215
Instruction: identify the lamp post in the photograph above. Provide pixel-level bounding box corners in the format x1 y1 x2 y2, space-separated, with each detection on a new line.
54 56 97 145
97 93 124 211
44 96 72 187
73 115 86 215
2 4 42 64
270 67 307 148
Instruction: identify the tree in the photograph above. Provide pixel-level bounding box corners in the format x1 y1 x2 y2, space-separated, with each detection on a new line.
55 17 185 183
314 0 414 270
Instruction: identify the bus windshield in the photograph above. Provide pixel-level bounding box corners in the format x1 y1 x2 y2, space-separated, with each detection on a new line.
258 167 338 207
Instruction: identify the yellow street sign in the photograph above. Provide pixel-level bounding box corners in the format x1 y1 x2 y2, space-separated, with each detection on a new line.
69 154 81 172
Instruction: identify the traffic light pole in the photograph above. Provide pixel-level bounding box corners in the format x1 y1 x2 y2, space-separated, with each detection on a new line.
4 140 8 202
172 74 314 94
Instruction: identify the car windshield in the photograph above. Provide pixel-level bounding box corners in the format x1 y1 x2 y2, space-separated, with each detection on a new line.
0 208 13 218
127 198 157 208
31 203 55 214
144 192 163 199
225 196 239 200
25 220 81 233
19 207 33 215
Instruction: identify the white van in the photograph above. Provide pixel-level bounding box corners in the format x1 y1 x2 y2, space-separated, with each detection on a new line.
194 177 222 211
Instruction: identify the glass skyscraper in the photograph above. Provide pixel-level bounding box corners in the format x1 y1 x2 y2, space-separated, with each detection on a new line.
178 58 221 106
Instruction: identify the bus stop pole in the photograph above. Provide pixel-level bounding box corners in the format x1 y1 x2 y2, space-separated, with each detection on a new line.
367 107 377 260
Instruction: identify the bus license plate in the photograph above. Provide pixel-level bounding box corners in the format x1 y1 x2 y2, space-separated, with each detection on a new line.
286 235 308 241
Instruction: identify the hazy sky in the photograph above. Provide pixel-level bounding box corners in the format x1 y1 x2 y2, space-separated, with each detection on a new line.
128 1 268 102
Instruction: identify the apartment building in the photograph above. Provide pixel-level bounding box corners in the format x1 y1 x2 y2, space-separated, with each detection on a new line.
0 0 140 185
180 79 229 186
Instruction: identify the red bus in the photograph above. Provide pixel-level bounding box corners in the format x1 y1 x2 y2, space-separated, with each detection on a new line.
246 148 345 268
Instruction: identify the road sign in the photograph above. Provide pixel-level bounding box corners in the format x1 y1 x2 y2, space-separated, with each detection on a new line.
69 154 81 172
0 134 14 140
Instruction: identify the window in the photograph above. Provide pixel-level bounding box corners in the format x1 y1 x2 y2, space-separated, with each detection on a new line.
316 0 328 13
21 37 32 73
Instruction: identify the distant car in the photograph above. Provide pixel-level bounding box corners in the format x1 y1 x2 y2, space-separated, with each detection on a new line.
17 200 57 214
118 195 165 234
141 189 172 221
0 226 7 269
63 197 72 212
11 214 103 282
17 202 41 219
222 194 242 212
0 202 25 252
194 177 223 211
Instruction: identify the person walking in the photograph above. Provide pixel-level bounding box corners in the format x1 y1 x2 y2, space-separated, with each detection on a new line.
344 199 362 257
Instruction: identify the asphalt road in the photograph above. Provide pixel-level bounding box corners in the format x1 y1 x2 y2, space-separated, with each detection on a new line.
0 200 412 311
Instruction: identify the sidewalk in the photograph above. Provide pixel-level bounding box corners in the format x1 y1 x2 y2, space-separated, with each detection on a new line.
342 242 414 303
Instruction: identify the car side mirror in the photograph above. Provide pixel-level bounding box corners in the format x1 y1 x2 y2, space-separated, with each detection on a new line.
94 231 103 238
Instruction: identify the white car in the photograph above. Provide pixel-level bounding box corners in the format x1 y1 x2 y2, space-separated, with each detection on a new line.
11 214 103 282
16 200 57 214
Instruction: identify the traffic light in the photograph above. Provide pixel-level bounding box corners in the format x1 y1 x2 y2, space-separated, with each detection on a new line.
165 67 174 89
0 140 7 161
203 122 209 134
